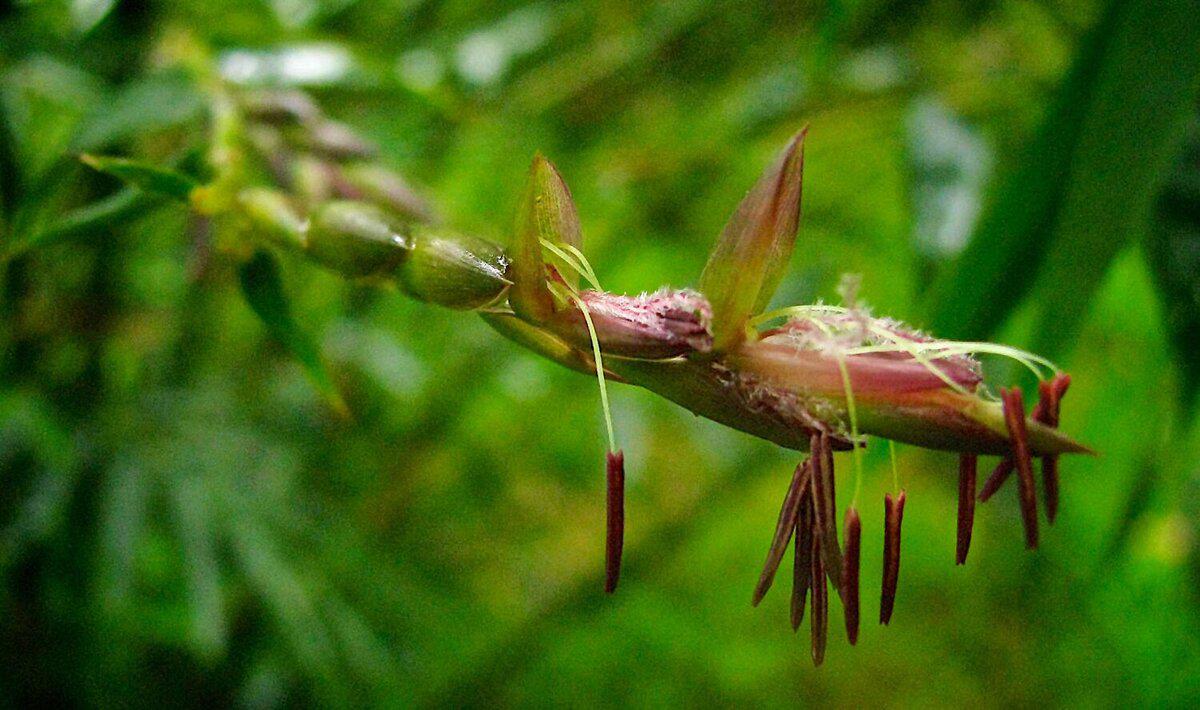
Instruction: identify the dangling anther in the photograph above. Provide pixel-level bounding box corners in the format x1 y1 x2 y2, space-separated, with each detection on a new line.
752 460 811 606
956 454 977 565
1037 375 1071 524
810 431 842 593
791 495 814 631
978 458 1014 502
810 520 828 666
1000 387 1038 549
880 490 906 625
842 507 861 645
605 450 625 593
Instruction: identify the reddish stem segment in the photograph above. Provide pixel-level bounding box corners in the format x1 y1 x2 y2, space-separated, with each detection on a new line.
880 490 906 625
752 461 811 605
842 508 861 645
791 496 814 631
956 454 977 565
1001 388 1038 549
605 450 625 593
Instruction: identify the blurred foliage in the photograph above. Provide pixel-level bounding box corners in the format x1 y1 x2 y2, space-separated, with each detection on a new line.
2 0 1200 707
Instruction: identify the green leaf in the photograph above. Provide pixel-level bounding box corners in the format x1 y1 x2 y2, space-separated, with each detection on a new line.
699 130 805 351
0 56 103 187
1147 114 1200 414
81 154 199 201
4 188 160 259
927 0 1200 351
238 250 348 416
73 71 205 152
510 154 582 322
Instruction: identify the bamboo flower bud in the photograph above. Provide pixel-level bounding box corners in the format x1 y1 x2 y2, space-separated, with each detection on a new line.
510 154 583 323
550 289 712 359
395 226 510 310
237 188 306 251
700 130 805 351
306 201 410 277
305 202 509 308
240 89 320 126
337 163 436 224
291 155 337 207
289 120 378 161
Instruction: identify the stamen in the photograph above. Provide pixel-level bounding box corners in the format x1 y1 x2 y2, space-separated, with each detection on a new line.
810 521 828 666
1042 452 1059 524
810 432 843 592
1038 375 1070 524
558 287 616 452
752 460 812 606
605 450 625 593
956 454 977 565
556 284 627 592
1001 387 1038 549
978 459 1014 502
880 490 906 625
842 507 861 645
791 495 814 631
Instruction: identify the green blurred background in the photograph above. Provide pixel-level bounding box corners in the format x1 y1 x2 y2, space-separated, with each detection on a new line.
2 0 1200 706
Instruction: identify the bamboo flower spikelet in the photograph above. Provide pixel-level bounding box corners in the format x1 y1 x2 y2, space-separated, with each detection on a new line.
84 83 1094 667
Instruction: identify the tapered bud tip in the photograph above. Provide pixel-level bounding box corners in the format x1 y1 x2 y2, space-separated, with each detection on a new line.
528 155 582 252
511 152 582 322
699 129 807 351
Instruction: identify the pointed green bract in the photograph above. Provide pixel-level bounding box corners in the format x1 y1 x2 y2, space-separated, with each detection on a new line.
699 130 806 351
510 154 582 322
81 154 199 202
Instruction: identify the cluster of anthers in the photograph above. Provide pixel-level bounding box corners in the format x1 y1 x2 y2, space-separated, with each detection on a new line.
84 81 1092 666
739 308 1074 664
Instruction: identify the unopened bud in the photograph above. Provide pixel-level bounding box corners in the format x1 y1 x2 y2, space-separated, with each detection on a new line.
306 201 410 277
238 188 306 251
552 289 712 359
395 226 510 309
241 89 320 126
338 163 436 223
292 155 337 206
290 120 377 161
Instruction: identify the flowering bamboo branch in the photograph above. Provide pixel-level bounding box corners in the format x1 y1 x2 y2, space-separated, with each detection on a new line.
82 77 1094 665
